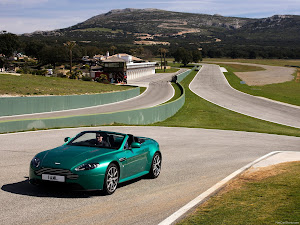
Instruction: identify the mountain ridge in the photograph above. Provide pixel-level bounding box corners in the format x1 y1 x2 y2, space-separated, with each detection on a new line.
22 8 300 50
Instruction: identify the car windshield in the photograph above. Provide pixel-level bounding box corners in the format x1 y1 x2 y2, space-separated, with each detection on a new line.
67 131 125 149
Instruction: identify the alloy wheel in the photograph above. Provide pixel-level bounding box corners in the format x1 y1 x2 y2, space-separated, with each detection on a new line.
152 154 161 177
106 166 118 193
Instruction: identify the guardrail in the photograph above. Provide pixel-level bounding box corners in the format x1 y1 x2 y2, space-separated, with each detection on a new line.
0 68 195 133
176 67 196 83
0 87 140 117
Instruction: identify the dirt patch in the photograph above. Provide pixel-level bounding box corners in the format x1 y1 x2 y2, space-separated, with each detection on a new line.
0 94 21 97
229 62 295 85
296 69 300 83
222 161 300 194
207 61 296 85
0 72 21 76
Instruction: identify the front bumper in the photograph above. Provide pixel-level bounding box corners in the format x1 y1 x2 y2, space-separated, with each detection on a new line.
29 167 105 190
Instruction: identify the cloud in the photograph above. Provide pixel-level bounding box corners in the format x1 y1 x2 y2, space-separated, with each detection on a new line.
144 0 300 17
1 0 299 34
0 0 48 5
0 16 84 34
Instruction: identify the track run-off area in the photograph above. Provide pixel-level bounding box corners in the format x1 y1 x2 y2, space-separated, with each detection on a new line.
0 63 299 224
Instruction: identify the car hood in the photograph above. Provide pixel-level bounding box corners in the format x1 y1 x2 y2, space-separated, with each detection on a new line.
41 145 114 169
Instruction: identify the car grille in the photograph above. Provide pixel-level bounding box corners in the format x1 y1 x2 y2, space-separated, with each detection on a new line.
35 168 79 180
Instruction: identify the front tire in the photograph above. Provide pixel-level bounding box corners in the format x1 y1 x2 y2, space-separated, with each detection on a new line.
103 163 119 195
149 153 161 179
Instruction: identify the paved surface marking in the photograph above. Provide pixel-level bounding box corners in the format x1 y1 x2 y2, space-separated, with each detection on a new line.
190 64 300 128
1 126 299 225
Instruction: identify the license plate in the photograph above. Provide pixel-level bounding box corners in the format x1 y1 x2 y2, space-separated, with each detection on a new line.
42 174 65 182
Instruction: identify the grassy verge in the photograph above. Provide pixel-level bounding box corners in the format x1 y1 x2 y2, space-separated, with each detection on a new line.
154 71 300 137
218 64 300 106
218 63 266 72
155 68 180 73
140 87 147 95
164 82 183 104
171 63 196 68
203 58 300 67
178 162 300 225
0 74 132 96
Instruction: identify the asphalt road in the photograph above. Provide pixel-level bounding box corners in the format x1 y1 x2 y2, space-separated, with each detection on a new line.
190 64 300 128
1 126 299 225
0 70 185 122
205 61 295 86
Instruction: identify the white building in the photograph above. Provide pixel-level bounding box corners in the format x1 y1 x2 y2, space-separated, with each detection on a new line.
126 62 156 80
113 53 156 81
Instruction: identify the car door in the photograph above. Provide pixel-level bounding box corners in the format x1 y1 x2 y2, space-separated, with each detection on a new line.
123 140 148 178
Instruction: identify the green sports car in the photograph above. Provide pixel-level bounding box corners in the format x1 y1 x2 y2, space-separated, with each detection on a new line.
29 130 161 194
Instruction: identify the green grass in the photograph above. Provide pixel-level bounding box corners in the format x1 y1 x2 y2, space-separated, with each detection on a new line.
155 68 180 73
154 71 300 137
151 57 175 62
140 87 147 95
171 63 196 68
0 74 132 96
75 27 123 33
218 63 266 72
164 82 183 104
219 64 300 106
203 58 300 67
178 162 300 225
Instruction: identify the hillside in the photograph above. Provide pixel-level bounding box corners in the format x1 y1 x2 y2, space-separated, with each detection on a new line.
21 8 300 58
24 9 299 43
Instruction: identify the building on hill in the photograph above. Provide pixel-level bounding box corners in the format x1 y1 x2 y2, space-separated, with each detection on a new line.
94 52 155 83
102 56 126 83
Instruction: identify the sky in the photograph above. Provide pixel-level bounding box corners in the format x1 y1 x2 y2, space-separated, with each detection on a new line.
1 0 300 34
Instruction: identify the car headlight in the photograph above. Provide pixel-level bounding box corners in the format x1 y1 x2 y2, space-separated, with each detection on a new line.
31 157 41 168
75 163 100 171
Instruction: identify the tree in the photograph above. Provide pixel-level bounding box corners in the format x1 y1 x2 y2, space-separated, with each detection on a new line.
173 48 192 66
0 57 4 68
64 41 76 75
181 50 192 66
24 40 45 61
39 45 67 69
110 45 117 55
173 48 183 63
83 46 101 57
248 50 257 59
192 50 202 63
0 33 20 57
159 48 164 69
159 48 168 72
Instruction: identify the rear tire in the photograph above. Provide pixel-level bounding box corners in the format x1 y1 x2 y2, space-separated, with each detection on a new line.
149 153 161 179
103 163 119 195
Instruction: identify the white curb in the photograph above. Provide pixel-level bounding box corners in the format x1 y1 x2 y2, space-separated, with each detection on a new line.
158 151 282 225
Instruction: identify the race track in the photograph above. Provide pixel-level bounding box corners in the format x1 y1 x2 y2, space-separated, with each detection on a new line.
1 126 299 225
0 70 184 122
190 64 300 128
1 64 299 224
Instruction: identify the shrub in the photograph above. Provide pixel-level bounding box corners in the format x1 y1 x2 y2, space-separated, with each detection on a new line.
57 73 67 78
95 74 109 83
82 75 92 81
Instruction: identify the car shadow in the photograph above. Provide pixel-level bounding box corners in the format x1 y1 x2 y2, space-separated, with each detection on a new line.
118 174 153 188
1 175 151 198
1 179 98 198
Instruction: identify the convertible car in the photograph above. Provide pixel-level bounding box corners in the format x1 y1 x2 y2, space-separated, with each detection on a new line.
29 130 161 194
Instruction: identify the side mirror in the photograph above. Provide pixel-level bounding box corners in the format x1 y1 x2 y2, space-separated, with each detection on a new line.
64 137 71 143
131 142 141 148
